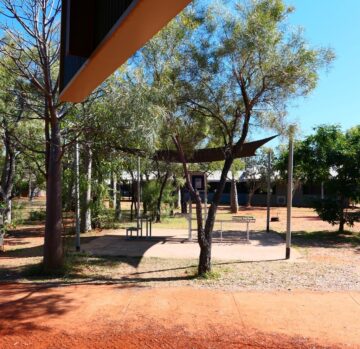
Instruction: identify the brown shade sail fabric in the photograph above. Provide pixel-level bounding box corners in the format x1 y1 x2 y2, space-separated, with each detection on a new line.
154 136 277 163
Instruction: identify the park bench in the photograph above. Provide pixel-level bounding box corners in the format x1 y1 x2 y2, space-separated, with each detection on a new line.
217 215 256 243
126 227 141 238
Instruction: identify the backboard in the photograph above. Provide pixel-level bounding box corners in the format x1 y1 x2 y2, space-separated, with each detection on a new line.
59 0 192 103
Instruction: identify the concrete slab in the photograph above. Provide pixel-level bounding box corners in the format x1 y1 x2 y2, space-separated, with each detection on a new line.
82 228 300 261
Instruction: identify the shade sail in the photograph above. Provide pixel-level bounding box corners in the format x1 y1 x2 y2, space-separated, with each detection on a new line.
153 136 277 163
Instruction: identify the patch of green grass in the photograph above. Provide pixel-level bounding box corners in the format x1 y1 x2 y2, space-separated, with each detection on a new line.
28 210 47 222
279 230 360 248
198 269 222 280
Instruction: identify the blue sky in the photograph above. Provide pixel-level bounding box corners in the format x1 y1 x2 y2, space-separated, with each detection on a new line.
284 0 360 137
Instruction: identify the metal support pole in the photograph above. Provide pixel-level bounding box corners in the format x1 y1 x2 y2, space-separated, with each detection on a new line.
266 150 272 232
204 174 208 226
286 126 295 259
75 140 80 252
137 157 141 234
246 222 250 243
220 221 223 242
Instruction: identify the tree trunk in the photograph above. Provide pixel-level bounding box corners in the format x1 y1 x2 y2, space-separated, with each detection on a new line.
177 188 181 210
5 199 11 223
180 186 188 214
156 171 169 223
130 181 137 221
115 179 122 220
339 194 346 232
1 127 16 225
28 171 33 202
81 146 92 233
230 176 238 213
173 135 220 275
130 201 134 221
66 163 75 211
43 117 63 271
246 190 255 207
339 219 345 232
195 191 207 275
202 156 234 274
111 172 117 209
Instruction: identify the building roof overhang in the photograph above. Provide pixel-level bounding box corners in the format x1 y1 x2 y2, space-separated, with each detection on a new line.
60 0 192 103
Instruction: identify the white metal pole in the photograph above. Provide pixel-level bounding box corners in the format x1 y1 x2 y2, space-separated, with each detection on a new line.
246 221 250 243
75 140 80 252
137 157 141 232
286 126 295 259
189 200 192 241
266 150 272 232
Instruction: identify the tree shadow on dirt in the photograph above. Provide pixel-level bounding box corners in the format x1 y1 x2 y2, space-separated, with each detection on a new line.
0 236 100 259
0 253 288 288
1 244 44 258
0 284 72 335
0 264 198 287
82 235 175 268
212 230 284 246
6 226 45 238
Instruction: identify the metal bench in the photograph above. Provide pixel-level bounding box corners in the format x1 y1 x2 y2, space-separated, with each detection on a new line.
126 227 141 238
217 216 256 243
232 216 256 243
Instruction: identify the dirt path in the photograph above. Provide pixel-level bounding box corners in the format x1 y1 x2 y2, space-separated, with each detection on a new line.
0 283 359 348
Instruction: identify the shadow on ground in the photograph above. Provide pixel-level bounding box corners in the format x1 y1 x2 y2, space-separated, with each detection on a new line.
0 236 99 259
6 226 45 239
0 284 72 335
0 253 286 287
82 235 176 267
212 230 284 246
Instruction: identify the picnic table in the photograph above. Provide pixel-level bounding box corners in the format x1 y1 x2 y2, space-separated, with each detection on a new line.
126 216 152 239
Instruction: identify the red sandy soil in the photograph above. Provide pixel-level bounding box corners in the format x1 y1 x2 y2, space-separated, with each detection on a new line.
1 283 359 349
230 206 360 233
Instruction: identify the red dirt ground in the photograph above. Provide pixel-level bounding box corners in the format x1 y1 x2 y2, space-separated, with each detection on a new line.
1 283 359 349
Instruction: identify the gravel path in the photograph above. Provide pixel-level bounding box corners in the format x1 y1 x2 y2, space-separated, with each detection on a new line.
45 244 359 291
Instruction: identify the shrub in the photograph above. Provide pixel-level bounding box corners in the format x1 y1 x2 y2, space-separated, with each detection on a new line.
29 210 47 222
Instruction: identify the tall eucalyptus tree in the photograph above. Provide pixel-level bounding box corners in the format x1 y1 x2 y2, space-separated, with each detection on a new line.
0 0 70 270
137 0 334 274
